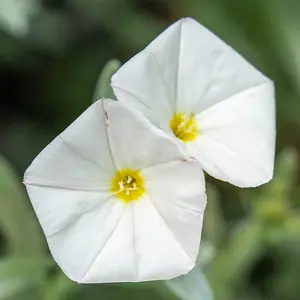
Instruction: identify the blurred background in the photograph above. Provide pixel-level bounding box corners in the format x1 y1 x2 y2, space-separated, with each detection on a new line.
0 0 300 299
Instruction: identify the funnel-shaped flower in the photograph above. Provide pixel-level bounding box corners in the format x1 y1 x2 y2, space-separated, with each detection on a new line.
111 18 276 187
24 99 206 283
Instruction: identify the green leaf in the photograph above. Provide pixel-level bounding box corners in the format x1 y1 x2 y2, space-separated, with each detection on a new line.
267 148 298 197
165 268 213 300
202 183 225 247
261 0 300 97
252 148 298 224
0 155 44 255
196 241 215 269
207 222 263 300
0 256 52 300
44 272 82 300
0 0 40 37
67 283 166 300
93 59 121 101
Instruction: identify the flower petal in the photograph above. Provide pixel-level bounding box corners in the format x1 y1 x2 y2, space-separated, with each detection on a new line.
25 186 111 237
132 196 196 281
175 18 269 113
142 160 206 261
103 100 187 170
26 184 125 282
24 100 114 190
111 17 269 118
111 19 184 129
110 18 275 187
80 205 137 283
24 99 205 283
188 82 276 187
80 196 195 283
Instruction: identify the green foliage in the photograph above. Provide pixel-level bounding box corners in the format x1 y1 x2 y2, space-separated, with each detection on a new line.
44 272 81 300
0 156 43 256
205 149 299 300
165 268 213 300
0 257 51 300
93 59 121 101
0 0 39 37
0 1 300 300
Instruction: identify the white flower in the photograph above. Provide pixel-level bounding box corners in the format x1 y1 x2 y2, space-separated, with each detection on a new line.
23 99 206 283
111 18 276 187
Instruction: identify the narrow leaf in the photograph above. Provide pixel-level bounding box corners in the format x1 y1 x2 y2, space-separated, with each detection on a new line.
0 155 44 255
165 268 213 300
0 257 52 300
93 59 121 101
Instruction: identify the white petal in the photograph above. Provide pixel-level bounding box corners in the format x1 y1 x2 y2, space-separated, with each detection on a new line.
132 196 196 281
81 196 195 283
142 160 206 261
111 17 269 119
111 18 275 187
24 98 206 283
23 99 127 282
80 206 137 283
24 100 114 189
26 184 126 282
26 185 111 237
103 100 187 170
111 19 183 129
175 18 269 113
80 163 206 283
188 82 276 187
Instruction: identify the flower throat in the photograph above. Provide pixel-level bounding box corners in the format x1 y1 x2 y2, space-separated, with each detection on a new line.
170 113 198 142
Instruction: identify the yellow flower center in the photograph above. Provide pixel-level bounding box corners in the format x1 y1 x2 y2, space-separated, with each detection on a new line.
111 169 145 203
170 113 199 142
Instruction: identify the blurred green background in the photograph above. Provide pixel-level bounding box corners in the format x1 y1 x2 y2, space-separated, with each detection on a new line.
1 0 300 300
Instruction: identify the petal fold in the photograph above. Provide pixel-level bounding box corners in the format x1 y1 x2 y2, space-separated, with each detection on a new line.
24 100 114 190
103 100 187 170
189 82 276 187
26 184 125 282
24 99 206 283
112 17 269 118
142 160 206 261
81 197 196 283
111 19 183 128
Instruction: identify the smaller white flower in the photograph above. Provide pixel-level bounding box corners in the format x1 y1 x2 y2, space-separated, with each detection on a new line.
111 18 276 187
24 99 206 283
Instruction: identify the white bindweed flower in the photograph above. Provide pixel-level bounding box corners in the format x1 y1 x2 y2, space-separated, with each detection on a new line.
111 18 276 187
23 99 206 283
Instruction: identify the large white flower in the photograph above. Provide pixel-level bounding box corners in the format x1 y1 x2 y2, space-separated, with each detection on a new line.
23 99 206 283
111 18 276 187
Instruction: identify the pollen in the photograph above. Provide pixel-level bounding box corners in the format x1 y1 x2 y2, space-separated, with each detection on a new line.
111 169 145 203
170 113 199 142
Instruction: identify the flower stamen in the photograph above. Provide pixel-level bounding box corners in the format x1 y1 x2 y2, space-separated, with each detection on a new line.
170 113 199 142
111 169 145 203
